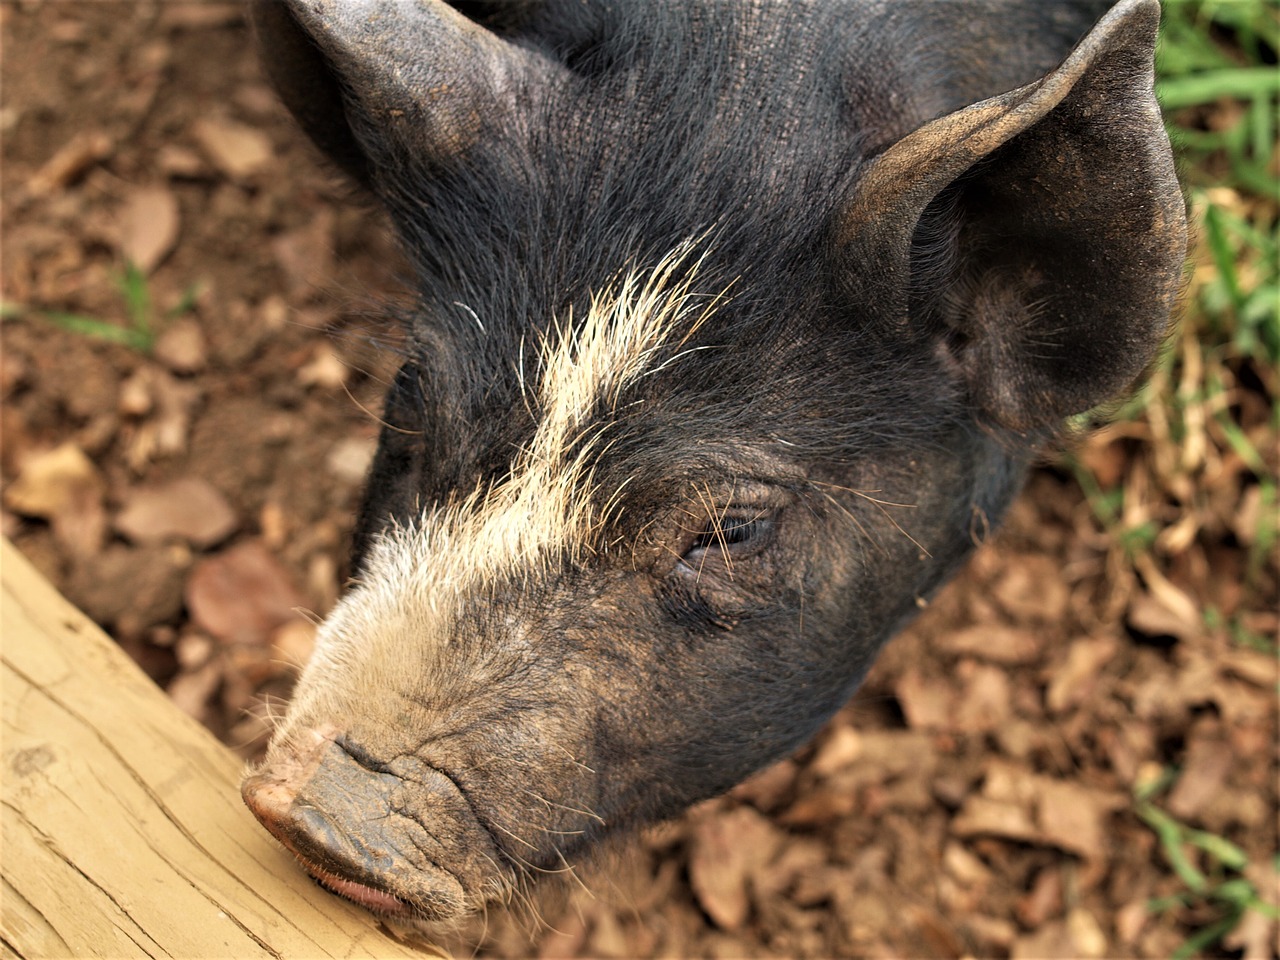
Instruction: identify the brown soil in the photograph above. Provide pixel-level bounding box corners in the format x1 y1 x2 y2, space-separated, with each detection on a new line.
3 4 1276 959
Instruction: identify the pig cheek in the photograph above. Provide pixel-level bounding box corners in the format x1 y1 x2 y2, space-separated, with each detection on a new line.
633 550 874 800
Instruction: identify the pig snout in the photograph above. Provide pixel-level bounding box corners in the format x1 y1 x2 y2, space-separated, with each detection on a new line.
241 730 502 921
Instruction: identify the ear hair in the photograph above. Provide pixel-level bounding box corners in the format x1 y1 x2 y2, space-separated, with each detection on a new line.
906 181 966 322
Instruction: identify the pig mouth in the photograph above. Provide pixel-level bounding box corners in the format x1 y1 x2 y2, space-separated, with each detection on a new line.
261 818 415 917
243 782 416 917
242 733 508 922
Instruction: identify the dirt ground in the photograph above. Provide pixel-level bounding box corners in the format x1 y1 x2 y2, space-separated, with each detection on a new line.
2 4 1276 958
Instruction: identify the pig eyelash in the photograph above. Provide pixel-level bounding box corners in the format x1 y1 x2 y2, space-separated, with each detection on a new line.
688 514 772 553
678 483 778 583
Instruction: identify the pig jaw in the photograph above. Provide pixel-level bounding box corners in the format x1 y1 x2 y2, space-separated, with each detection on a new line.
241 726 511 923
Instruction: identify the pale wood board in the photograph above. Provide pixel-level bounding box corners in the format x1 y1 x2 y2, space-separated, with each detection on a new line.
1 538 443 959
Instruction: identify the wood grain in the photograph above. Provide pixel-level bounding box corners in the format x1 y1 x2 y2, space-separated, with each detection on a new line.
1 539 442 959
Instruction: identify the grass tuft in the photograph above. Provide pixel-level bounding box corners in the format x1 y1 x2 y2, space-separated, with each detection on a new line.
4 260 203 354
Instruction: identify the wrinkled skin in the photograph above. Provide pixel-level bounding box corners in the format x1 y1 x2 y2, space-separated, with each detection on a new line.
243 0 1185 929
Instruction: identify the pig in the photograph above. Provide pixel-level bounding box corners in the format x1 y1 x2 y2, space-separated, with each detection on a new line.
243 0 1185 931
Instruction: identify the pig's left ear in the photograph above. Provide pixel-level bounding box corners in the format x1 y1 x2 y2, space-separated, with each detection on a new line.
840 0 1186 432
252 0 560 189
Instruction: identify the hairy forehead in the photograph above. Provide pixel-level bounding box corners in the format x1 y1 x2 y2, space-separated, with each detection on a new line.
398 222 932 507
408 237 741 450
340 247 729 615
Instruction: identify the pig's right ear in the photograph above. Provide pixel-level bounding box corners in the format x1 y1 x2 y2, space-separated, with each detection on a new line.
251 0 557 189
839 0 1186 433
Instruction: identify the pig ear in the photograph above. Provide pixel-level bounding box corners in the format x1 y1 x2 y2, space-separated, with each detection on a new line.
840 0 1186 432
252 0 554 187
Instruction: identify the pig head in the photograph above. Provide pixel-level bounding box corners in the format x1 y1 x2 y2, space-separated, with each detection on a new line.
243 0 1185 926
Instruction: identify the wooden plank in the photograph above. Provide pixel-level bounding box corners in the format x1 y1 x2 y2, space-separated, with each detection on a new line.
1 539 442 959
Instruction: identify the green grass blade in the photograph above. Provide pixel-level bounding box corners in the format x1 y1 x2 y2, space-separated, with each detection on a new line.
1157 67 1280 109
1137 802 1209 893
1200 203 1248 315
40 311 152 351
114 260 153 340
164 280 205 319
1186 829 1250 871
1171 910 1245 960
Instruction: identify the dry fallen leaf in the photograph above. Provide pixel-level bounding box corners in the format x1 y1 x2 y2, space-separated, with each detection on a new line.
118 184 180 274
118 369 154 417
943 842 992 887
894 667 956 730
185 540 306 647
779 784 859 827
990 554 1070 622
953 761 1123 861
271 619 317 669
808 725 863 778
730 757 797 811
3 443 106 556
192 116 272 179
935 623 1042 664
1067 908 1109 958
1034 777 1118 860
154 317 208 374
27 130 113 196
114 477 238 548
1166 726 1233 819
156 144 206 178
584 905 630 958
297 346 349 389
306 552 340 618
1046 636 1118 714
327 436 377 486
854 729 938 777
1127 591 1201 643
271 209 335 298
950 796 1040 846
963 915 1018 953
158 2 244 30
1134 553 1201 627
4 443 100 518
753 836 829 904
166 659 223 724
1221 908 1277 960
687 805 781 931
1076 430 1129 488
121 367 201 471
953 661 1012 733
1221 647 1279 688
1114 897 1151 946
536 913 589 960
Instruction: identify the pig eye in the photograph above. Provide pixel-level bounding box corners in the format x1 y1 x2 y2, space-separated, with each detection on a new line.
684 512 774 560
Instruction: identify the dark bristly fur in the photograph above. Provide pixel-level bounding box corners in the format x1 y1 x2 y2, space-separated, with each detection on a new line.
244 0 1186 936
